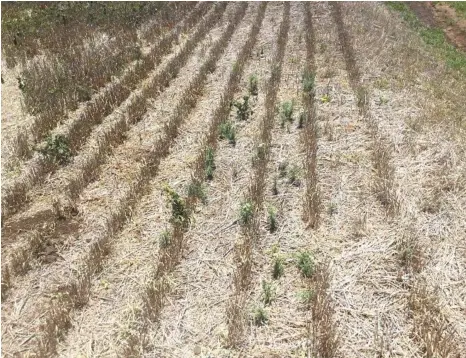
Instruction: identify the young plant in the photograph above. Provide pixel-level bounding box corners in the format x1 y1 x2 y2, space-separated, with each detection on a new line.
253 306 269 326
261 280 275 305
219 120 236 145
267 206 277 233
296 251 315 278
39 134 72 165
280 101 294 127
249 74 258 96
321 94 331 103
239 200 254 226
234 95 252 121
298 288 314 306
298 112 306 129
187 179 207 204
205 146 215 180
278 161 288 178
302 69 315 93
163 185 189 226
159 230 172 249
272 255 284 279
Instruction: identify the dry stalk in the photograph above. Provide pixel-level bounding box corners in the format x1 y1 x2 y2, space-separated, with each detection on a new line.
1 4 224 222
227 2 290 347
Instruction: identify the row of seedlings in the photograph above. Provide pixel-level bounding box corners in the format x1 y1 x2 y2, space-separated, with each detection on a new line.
2 5 249 357
116 4 268 355
0 4 229 299
226 2 290 348
1 3 215 221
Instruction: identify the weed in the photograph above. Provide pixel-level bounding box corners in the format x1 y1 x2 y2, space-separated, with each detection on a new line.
187 179 207 204
327 202 338 215
39 134 72 165
298 288 314 305
280 101 294 127
234 95 252 121
320 94 331 103
239 200 254 226
272 255 284 279
159 230 171 249
253 306 269 326
219 120 236 145
163 185 189 226
302 69 315 93
249 74 258 96
376 96 389 106
267 206 278 233
261 280 275 305
272 177 279 195
205 147 215 180
296 251 315 278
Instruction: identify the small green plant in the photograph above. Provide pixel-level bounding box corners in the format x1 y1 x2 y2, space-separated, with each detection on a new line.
321 94 331 103
249 74 258 96
187 179 207 204
234 95 252 121
39 134 72 165
280 101 294 127
296 251 315 278
272 255 284 279
302 69 315 93
239 200 254 226
253 306 269 326
159 230 171 249
205 146 215 180
267 206 277 233
376 96 389 106
298 288 314 305
261 280 275 305
163 185 189 226
219 120 236 145
327 202 338 215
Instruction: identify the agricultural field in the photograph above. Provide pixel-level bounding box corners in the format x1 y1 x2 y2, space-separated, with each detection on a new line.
1 2 466 357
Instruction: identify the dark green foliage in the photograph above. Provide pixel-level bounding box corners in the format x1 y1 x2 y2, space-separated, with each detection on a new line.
296 251 315 278
205 147 215 180
219 120 236 145
234 95 252 121
39 134 71 165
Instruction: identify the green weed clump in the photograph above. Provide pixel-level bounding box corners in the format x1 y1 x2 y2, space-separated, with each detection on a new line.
253 306 269 326
163 185 189 226
187 179 207 204
272 255 284 279
39 134 72 165
234 95 252 121
249 74 258 96
219 120 236 145
159 230 172 249
296 251 315 278
205 147 215 180
267 206 277 233
302 69 315 93
261 280 275 305
239 200 254 226
280 101 294 127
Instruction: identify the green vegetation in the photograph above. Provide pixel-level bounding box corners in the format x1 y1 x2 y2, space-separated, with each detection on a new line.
205 147 216 180
280 101 294 127
187 180 207 204
296 251 315 278
39 134 72 165
302 69 315 93
272 255 284 279
249 74 258 96
239 200 254 226
261 280 275 305
298 288 314 305
219 120 236 145
163 185 189 226
159 230 172 249
233 95 252 121
253 306 269 326
267 206 278 233
386 2 466 74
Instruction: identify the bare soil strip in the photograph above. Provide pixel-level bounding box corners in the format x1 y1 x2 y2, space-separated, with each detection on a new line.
1 4 228 299
1 4 248 356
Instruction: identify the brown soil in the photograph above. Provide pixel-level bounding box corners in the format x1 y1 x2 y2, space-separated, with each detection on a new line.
407 1 466 51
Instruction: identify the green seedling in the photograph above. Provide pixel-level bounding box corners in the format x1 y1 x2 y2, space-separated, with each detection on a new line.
261 280 275 305
219 120 236 145
249 74 258 96
267 206 277 233
240 200 254 226
296 251 315 278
